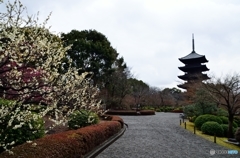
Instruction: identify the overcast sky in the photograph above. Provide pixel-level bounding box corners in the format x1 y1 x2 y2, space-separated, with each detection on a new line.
2 0 240 89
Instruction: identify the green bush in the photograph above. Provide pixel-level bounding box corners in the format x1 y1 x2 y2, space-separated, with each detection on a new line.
233 127 237 135
166 106 174 112
201 121 224 137
156 108 161 112
194 114 223 129
0 112 45 152
183 103 217 118
221 124 229 137
219 116 229 124
215 108 228 117
183 105 196 118
160 106 174 112
189 116 197 122
218 116 238 128
68 110 99 129
221 124 237 137
141 106 155 110
234 117 240 127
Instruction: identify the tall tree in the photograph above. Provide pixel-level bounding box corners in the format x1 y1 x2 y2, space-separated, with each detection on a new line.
104 66 132 109
128 78 149 109
205 74 240 138
61 29 119 86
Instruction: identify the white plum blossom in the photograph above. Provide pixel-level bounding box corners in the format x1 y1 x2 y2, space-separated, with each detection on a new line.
0 0 104 153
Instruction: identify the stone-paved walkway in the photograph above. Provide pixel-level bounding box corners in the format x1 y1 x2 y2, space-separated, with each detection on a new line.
96 113 239 158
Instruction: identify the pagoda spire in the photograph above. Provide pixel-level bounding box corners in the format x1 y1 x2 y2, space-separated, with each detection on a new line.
192 33 195 52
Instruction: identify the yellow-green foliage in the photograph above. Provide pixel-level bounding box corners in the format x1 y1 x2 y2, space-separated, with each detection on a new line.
181 121 240 151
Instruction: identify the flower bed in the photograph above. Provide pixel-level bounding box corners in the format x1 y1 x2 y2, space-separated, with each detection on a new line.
0 116 123 158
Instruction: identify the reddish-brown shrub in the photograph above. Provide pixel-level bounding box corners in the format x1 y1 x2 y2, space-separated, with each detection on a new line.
0 121 122 158
111 116 124 127
171 109 183 113
106 110 155 115
140 110 155 115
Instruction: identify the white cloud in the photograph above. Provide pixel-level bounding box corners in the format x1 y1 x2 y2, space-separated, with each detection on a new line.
2 0 240 89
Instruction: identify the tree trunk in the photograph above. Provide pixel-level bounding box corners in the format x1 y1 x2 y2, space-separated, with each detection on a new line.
228 114 234 138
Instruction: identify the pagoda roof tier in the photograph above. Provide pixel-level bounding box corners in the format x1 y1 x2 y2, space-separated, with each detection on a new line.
177 84 188 89
179 51 208 64
177 82 198 89
178 64 209 72
178 74 210 81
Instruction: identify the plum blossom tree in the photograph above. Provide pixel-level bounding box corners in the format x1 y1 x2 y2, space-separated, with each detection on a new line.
0 0 103 153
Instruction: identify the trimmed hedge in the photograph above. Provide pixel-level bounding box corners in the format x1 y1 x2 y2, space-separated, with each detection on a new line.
171 109 183 113
221 124 237 137
201 121 224 137
234 117 240 127
0 116 123 158
106 110 155 115
219 116 238 128
194 114 223 130
221 124 229 137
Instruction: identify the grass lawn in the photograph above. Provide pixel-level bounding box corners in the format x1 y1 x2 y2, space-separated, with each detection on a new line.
180 120 240 151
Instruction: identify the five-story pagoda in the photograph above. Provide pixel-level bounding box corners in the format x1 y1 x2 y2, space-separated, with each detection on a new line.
178 35 210 91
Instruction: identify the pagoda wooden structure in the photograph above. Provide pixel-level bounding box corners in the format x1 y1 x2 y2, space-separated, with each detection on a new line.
178 35 210 91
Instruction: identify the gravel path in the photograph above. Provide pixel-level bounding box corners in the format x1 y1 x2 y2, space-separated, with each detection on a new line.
96 113 239 158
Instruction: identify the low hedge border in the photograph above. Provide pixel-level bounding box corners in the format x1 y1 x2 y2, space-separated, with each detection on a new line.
0 116 124 158
84 124 126 158
106 110 155 115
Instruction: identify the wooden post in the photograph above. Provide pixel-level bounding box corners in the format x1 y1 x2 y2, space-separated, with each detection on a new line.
184 122 186 129
194 125 196 134
214 134 216 143
180 120 181 125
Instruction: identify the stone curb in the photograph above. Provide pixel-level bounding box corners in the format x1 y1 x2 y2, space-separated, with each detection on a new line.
84 125 127 158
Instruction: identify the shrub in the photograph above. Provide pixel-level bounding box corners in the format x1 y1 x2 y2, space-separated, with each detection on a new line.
183 104 198 118
219 116 229 124
156 109 161 112
0 120 122 158
234 117 240 127
218 116 238 128
189 116 197 122
220 124 237 137
68 110 99 129
233 127 237 135
140 110 155 115
214 108 228 117
105 110 155 115
201 121 224 137
0 112 45 152
194 114 223 129
171 109 183 113
141 106 154 110
184 103 217 118
221 124 230 137
165 106 174 112
235 128 240 142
